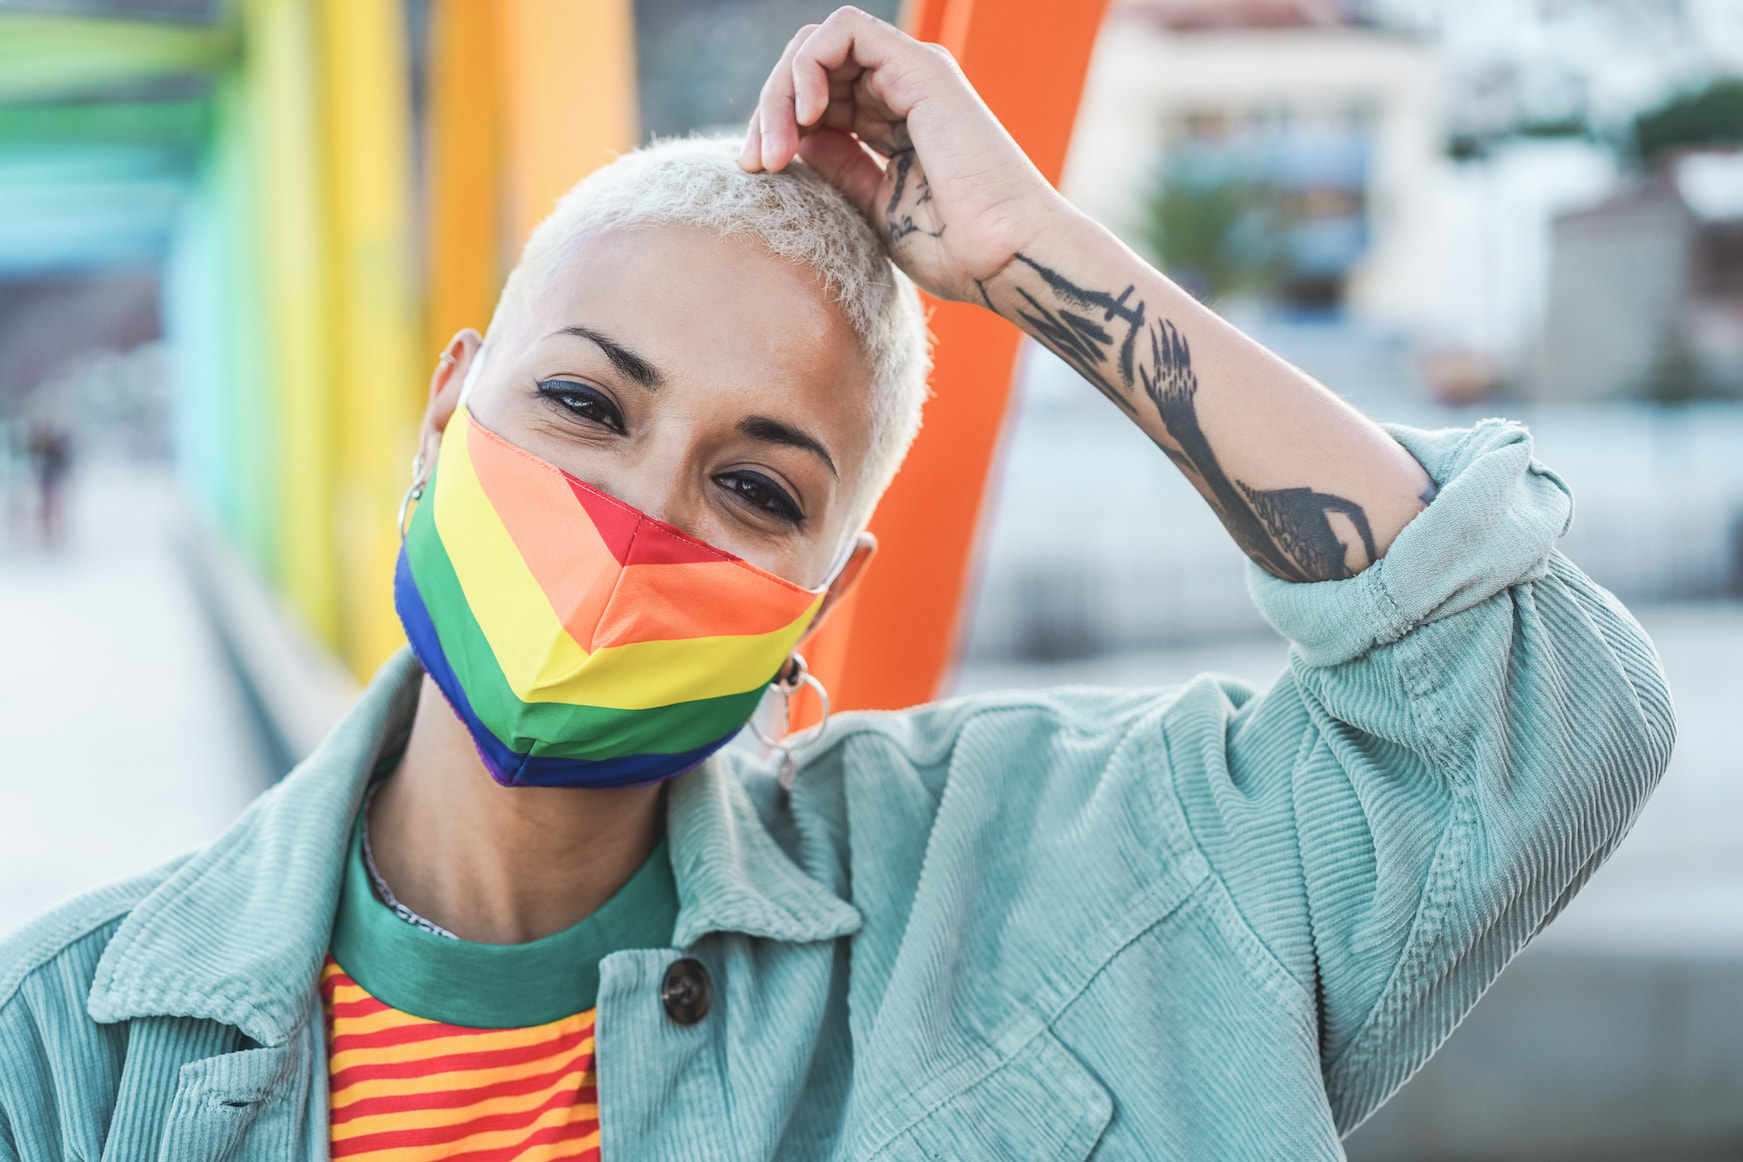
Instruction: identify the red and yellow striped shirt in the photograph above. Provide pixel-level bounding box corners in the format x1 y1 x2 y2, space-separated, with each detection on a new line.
320 957 602 1161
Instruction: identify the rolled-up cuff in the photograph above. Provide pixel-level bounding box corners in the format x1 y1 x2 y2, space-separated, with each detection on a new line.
1246 419 1575 667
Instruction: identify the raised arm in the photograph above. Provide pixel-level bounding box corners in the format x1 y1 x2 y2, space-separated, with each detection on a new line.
746 15 1677 1133
743 6 1434 580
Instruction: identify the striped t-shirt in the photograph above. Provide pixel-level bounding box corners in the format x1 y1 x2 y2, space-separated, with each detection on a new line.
323 804 679 1161
322 958 601 1159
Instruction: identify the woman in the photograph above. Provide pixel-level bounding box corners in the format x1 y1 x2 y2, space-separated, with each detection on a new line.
0 9 1672 1159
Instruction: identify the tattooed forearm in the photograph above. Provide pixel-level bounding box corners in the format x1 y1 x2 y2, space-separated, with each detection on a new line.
1010 285 1138 415
1140 321 1325 580
1240 486 1377 582
990 253 1380 582
1013 254 1148 388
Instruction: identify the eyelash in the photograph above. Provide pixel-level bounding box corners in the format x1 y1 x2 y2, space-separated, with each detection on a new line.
716 470 805 527
537 379 625 434
536 379 804 527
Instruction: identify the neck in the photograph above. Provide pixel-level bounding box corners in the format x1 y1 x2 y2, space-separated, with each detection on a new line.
367 674 665 944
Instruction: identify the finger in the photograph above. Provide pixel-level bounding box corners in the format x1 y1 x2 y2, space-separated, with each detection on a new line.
789 7 929 128
738 109 763 173
794 27 866 125
793 42 829 128
819 75 859 132
820 100 857 133
851 71 905 144
758 25 819 172
796 128 887 224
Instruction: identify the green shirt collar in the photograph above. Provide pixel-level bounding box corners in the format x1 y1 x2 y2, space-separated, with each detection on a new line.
330 810 678 1028
86 651 860 1046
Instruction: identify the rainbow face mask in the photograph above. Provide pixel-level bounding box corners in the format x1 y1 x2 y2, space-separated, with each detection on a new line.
394 405 830 788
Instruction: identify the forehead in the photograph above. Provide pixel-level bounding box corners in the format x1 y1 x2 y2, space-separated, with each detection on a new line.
508 225 869 406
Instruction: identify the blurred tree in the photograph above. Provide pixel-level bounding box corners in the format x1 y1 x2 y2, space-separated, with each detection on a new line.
1638 326 1740 405
1143 175 1269 303
1633 77 1743 162
1516 114 1593 141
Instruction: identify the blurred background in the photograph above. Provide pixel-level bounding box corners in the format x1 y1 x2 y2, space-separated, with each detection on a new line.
1 0 1740 1157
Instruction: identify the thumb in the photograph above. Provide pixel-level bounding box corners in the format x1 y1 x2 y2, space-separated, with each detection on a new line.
797 128 888 226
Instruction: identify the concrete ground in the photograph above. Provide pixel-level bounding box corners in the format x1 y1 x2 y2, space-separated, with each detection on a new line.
0 462 262 939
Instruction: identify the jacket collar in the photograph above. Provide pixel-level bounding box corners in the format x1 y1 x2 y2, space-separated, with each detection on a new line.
86 650 858 1046
667 753 861 949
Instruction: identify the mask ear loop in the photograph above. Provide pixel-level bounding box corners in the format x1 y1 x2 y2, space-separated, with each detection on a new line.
747 652 831 790
398 452 427 539
401 346 470 536
748 535 854 787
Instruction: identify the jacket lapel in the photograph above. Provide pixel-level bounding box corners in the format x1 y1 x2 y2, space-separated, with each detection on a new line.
667 752 861 948
85 652 422 1047
84 650 858 1039
82 646 858 1162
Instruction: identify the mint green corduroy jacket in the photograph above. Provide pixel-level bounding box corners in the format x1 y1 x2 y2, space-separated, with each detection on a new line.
0 421 1675 1161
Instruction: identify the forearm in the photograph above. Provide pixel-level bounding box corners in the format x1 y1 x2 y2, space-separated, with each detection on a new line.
738 4 1432 580
980 211 1435 582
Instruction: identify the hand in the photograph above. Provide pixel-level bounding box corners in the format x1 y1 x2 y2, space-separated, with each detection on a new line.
740 6 1071 304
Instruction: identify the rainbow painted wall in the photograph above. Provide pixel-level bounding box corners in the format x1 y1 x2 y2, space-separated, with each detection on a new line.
0 0 1108 710
0 1 638 680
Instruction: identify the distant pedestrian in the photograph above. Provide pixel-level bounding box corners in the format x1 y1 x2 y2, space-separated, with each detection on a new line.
26 420 70 547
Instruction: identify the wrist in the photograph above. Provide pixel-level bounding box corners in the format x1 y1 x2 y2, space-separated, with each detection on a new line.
978 203 1104 304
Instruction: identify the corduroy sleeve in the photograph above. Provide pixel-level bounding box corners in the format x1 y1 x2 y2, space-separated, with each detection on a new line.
1173 419 1675 1133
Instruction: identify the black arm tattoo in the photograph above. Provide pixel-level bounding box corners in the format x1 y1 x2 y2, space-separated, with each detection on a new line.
1015 254 1147 389
994 254 1381 582
1241 485 1377 582
1010 286 1136 415
879 123 944 251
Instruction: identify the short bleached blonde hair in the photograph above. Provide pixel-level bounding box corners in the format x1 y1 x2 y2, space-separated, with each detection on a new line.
483 135 931 537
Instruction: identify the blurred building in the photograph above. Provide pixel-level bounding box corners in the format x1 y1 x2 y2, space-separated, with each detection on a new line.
1063 0 1442 326
1539 150 1743 401
1059 0 1707 401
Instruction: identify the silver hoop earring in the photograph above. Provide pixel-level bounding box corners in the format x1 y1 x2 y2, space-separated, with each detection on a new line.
398 453 427 539
748 652 830 789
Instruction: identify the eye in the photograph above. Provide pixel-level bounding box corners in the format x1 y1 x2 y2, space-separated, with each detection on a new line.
537 378 625 433
716 470 805 526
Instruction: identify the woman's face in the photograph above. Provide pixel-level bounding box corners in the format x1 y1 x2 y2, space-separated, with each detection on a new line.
422 226 877 590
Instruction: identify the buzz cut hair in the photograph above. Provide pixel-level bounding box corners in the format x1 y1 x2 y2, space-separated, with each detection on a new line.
480 134 932 538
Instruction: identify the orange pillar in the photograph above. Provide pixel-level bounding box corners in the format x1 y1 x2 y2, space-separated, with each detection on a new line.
426 0 638 356
499 0 639 246
803 0 1112 719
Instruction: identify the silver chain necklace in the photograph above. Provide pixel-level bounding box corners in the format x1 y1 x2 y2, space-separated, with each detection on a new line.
361 787 460 940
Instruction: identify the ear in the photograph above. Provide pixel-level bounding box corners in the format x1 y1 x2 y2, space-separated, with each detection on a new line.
415 329 484 480
799 531 877 645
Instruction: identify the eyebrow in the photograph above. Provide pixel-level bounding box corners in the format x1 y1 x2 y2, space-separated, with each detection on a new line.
551 325 664 390
738 415 838 478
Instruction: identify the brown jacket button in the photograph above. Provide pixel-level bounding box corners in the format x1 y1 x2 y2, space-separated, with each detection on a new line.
661 958 712 1025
